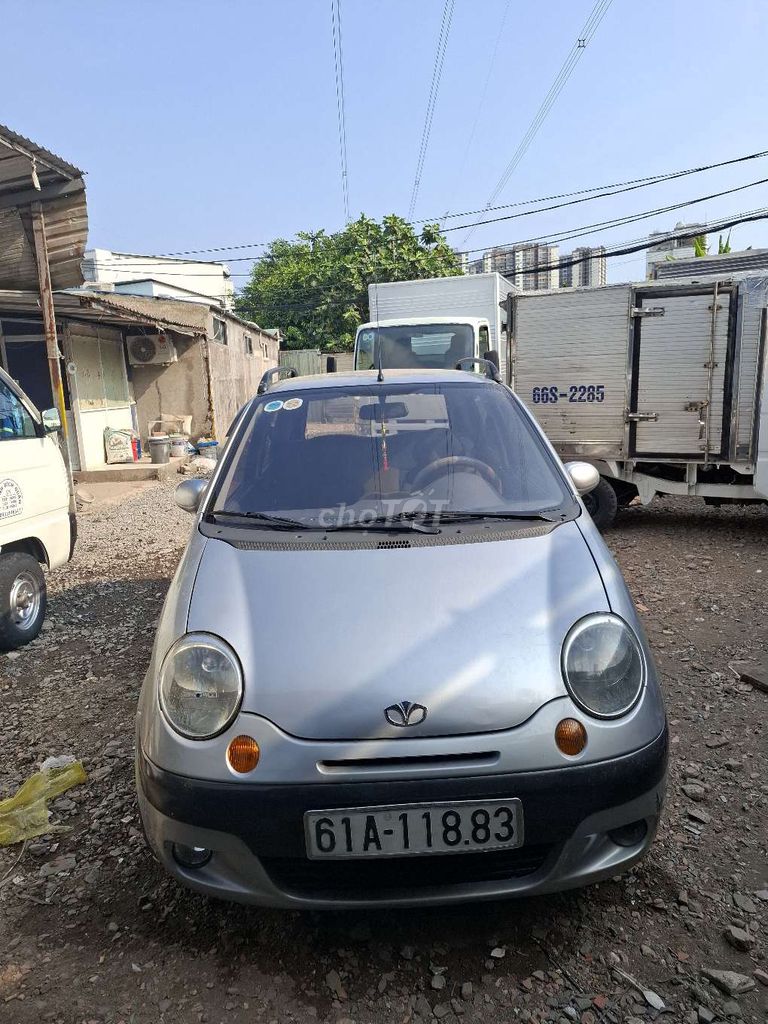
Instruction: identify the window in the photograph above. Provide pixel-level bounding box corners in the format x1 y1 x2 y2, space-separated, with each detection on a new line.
478 325 490 358
244 335 254 356
212 317 228 345
213 381 573 525
0 379 37 440
355 323 474 370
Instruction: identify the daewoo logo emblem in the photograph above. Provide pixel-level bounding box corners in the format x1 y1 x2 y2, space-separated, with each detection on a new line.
384 701 428 727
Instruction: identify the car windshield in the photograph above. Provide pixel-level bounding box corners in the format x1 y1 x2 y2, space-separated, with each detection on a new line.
356 324 474 370
211 381 574 528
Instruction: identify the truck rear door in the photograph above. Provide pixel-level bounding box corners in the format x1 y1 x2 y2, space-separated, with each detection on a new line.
628 285 735 458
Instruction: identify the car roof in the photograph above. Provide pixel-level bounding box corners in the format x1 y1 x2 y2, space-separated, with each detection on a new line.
265 368 497 394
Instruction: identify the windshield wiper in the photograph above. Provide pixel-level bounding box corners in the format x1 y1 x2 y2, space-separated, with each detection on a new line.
208 510 313 531
389 509 565 524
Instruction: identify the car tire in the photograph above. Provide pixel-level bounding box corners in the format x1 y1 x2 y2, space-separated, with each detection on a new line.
583 477 618 530
0 552 47 650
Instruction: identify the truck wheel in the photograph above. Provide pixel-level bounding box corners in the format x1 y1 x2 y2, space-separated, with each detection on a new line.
583 478 618 530
0 553 47 650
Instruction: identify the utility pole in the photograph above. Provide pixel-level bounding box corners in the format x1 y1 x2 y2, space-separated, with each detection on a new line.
30 200 74 486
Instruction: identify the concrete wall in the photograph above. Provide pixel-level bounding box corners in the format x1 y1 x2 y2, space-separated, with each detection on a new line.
206 314 278 438
130 332 211 443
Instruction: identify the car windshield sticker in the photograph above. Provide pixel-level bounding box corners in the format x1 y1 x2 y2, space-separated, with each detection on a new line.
264 400 284 413
283 398 303 411
0 479 23 520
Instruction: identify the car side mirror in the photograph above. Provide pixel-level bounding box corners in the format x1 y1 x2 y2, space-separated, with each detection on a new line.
485 349 500 371
565 461 600 496
41 407 61 433
175 478 207 514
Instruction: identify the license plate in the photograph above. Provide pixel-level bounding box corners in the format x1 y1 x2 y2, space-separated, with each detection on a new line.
304 798 524 860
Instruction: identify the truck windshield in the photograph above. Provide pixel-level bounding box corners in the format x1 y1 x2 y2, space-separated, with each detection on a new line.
211 381 574 528
356 324 474 370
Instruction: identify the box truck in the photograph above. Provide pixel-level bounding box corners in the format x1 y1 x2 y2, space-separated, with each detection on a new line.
511 277 768 526
356 273 515 381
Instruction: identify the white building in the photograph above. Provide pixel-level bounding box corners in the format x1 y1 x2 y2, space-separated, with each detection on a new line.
645 223 707 278
81 249 235 309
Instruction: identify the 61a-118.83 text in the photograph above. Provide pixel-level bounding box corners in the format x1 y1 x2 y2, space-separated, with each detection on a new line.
532 385 605 404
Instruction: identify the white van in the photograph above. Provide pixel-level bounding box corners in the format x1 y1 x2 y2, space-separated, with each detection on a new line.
0 366 75 649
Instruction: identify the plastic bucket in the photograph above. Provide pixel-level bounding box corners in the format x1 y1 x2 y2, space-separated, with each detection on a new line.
197 440 219 461
169 435 187 458
149 435 171 464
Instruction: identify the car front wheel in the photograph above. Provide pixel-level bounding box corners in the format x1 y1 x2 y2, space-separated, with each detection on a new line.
0 552 47 650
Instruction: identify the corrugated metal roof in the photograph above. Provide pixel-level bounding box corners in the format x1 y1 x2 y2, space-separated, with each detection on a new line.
0 124 83 196
653 249 768 280
0 125 88 291
80 291 210 331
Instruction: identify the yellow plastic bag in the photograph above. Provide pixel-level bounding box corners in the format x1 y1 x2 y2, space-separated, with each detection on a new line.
0 757 87 846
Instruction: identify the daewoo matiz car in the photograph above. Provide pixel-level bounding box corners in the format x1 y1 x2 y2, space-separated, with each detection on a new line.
136 368 667 908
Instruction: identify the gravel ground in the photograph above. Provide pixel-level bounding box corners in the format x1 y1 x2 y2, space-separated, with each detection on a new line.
0 484 766 1024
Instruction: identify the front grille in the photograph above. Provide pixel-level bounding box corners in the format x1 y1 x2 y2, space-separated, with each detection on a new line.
260 844 552 899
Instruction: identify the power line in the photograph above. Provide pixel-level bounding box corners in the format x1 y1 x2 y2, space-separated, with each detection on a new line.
331 0 351 222
232 206 768 313
407 0 455 220
441 0 512 222
91 167 768 279
459 175 768 251
150 147 768 260
464 0 614 244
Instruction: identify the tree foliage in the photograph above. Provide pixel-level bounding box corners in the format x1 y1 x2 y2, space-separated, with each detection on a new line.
235 214 461 351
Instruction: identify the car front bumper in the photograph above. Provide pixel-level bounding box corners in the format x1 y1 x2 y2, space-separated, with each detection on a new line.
136 724 668 909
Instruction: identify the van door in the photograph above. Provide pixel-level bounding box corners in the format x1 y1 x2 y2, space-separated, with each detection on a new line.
628 285 735 458
0 375 69 559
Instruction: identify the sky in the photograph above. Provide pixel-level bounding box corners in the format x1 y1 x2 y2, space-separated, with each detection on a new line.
4 0 768 291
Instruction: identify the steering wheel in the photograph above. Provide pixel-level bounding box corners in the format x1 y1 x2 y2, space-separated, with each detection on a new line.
412 456 501 492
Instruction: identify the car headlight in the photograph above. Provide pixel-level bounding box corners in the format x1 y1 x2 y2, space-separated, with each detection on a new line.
159 633 243 739
561 614 645 719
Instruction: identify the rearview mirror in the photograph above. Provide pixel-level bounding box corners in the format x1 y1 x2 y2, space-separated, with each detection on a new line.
359 402 408 422
565 461 600 496
175 478 207 514
485 349 500 370
41 407 61 433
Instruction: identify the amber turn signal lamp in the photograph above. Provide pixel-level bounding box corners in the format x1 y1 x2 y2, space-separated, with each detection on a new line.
227 735 260 773
555 718 587 756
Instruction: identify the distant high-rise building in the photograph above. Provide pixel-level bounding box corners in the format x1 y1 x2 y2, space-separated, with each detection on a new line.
560 246 607 288
463 243 559 290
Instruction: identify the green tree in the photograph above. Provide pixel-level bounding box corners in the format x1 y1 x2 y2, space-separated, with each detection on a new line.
718 231 732 254
235 214 461 351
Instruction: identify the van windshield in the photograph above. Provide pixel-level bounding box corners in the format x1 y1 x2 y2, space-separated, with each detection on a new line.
211 381 574 528
356 324 474 370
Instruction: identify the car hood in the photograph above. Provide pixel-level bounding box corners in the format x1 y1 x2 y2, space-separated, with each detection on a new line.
187 522 609 740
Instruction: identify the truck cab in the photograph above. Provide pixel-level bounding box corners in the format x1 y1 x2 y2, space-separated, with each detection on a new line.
354 317 493 372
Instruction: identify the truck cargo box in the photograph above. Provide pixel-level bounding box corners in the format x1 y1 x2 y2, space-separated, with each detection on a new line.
512 277 767 465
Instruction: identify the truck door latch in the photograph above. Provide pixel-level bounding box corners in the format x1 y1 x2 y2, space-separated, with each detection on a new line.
631 306 665 318
626 411 659 422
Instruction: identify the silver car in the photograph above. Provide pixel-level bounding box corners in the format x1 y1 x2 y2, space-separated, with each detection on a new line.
136 368 667 909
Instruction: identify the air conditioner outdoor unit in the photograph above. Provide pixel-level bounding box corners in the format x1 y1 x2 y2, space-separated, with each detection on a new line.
126 333 178 366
